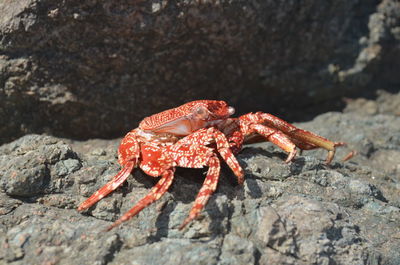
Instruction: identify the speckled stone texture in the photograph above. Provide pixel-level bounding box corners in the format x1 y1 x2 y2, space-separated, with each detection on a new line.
1 0 400 144
0 90 399 265
1 0 400 263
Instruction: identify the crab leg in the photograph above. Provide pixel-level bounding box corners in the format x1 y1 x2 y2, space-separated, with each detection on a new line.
78 132 140 211
289 137 317 150
240 113 345 164
227 130 244 154
106 169 175 231
179 156 220 229
117 130 141 166
287 128 346 164
78 161 135 211
174 127 244 184
241 123 297 163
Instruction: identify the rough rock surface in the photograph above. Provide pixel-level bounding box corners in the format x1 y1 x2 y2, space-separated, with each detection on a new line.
0 90 399 264
1 0 400 144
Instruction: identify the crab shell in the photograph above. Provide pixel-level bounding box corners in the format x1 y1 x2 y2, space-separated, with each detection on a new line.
139 100 235 136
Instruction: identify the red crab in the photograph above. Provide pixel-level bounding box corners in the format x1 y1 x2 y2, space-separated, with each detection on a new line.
78 100 349 230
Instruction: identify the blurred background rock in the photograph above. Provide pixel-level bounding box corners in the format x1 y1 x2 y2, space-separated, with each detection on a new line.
1 0 399 144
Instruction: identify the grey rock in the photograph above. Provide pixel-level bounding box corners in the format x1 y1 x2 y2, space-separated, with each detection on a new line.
256 206 296 255
0 193 20 216
0 203 121 265
0 135 81 196
219 234 257 265
111 238 221 265
1 0 400 144
0 94 400 264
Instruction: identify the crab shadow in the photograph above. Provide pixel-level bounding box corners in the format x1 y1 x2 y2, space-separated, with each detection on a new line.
146 146 313 240
142 164 249 241
240 146 309 173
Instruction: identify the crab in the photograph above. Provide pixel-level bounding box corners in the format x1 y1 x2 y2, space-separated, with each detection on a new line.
78 100 350 230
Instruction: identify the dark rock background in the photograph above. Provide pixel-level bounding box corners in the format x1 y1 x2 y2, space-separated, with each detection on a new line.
0 0 400 264
1 0 400 143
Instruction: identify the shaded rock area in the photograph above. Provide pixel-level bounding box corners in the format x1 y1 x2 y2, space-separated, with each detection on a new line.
1 0 400 144
0 90 399 264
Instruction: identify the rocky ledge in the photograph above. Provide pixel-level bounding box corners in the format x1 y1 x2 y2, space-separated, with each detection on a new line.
0 91 399 265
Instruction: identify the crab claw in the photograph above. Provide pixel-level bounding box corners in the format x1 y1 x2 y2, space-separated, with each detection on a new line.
342 150 357 162
325 142 347 164
285 148 298 163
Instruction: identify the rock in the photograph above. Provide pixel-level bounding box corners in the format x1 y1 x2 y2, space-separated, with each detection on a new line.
344 89 400 117
1 0 400 144
256 206 296 255
0 204 120 265
0 135 81 196
0 95 400 264
219 234 257 265
112 238 221 265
